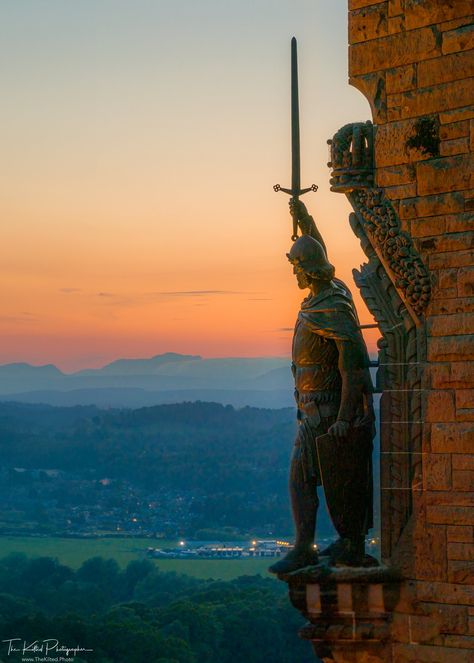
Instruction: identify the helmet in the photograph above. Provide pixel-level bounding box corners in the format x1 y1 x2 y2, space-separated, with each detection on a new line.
287 235 335 281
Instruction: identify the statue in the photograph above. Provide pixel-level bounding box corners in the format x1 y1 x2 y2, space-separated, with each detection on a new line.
270 39 376 573
269 200 376 573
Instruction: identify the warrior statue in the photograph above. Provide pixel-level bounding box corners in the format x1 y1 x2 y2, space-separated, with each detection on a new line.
270 39 375 573
269 199 375 573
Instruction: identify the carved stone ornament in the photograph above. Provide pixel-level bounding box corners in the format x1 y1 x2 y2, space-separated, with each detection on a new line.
328 122 431 322
328 121 430 561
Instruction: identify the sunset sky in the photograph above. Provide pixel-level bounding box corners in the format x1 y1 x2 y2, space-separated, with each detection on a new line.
0 0 377 371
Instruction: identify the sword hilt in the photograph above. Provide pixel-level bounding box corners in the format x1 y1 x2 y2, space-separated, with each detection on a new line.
273 183 318 241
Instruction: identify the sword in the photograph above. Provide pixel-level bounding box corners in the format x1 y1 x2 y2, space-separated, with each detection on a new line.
274 37 318 242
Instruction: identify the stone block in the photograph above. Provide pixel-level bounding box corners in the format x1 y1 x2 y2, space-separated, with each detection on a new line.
419 231 474 255
428 312 474 336
377 163 415 186
446 214 474 233
448 560 474 585
438 268 458 290
448 542 474 561
459 267 474 297
350 27 439 76
389 78 474 121
410 614 443 645
388 0 403 17
470 119 474 152
375 119 430 166
427 505 474 526
388 15 404 34
431 422 474 453
453 455 474 471
385 64 416 94
349 0 382 9
443 634 474 649
443 23 474 55
447 525 474 543
392 642 471 662
399 192 464 219
453 470 474 492
429 362 474 389
418 602 469 637
391 612 411 643
456 390 474 410
429 299 474 316
439 105 474 124
417 155 473 195
423 453 451 490
411 216 446 237
384 182 417 200
429 249 474 269
439 120 470 141
425 490 474 506
457 409 474 423
440 137 470 156
416 580 474 605
418 50 474 88
349 3 389 44
440 17 474 33
404 0 474 30
427 335 474 362
425 390 456 422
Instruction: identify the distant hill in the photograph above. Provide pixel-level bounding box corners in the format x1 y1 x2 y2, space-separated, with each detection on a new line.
0 353 293 408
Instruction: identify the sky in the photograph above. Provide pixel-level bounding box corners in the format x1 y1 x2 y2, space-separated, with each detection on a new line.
0 0 377 371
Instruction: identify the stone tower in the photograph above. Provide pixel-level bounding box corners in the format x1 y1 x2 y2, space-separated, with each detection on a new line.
281 2 473 661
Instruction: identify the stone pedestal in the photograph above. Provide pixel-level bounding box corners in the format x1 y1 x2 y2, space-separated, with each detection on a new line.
279 564 401 663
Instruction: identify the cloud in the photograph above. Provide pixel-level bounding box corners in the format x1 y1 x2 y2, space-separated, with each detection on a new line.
60 288 81 294
90 289 251 310
248 298 272 301
151 290 243 297
275 327 293 332
0 312 37 324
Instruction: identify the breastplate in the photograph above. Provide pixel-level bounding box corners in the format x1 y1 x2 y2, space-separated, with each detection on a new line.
292 318 342 394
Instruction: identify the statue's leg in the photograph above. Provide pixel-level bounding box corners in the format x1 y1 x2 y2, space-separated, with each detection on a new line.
268 426 319 574
289 437 319 551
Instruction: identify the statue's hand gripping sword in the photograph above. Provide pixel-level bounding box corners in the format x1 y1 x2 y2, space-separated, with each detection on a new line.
274 37 318 242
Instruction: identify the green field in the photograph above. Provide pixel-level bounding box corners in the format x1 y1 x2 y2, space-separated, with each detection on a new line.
0 536 273 580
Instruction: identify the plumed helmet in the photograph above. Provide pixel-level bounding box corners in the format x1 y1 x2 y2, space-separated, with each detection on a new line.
286 235 335 282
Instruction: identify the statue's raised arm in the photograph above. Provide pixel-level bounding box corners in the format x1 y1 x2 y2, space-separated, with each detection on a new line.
289 199 328 258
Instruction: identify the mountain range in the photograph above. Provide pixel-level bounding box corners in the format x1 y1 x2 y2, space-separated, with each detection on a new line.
0 353 295 408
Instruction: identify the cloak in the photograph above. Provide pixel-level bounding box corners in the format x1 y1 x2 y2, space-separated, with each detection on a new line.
297 279 371 373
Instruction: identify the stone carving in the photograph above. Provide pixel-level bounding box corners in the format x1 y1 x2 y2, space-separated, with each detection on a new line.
329 122 431 321
328 121 429 560
351 189 431 317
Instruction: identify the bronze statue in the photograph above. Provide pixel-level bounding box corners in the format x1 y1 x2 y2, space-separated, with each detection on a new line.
269 200 376 573
270 39 375 573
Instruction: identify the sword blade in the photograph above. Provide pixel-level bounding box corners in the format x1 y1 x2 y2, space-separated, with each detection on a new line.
291 37 300 197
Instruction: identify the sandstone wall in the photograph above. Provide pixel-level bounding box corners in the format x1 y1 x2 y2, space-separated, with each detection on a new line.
348 1 474 661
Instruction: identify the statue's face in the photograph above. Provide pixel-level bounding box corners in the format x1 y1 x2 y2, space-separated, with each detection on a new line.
293 264 311 290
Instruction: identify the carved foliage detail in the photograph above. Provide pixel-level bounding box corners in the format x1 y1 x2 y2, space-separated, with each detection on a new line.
351 188 431 317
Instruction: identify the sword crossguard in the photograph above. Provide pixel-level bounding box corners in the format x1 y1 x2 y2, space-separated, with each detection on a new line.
273 183 318 196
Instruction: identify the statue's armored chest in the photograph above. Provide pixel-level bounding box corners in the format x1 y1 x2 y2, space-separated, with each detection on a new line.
292 317 339 368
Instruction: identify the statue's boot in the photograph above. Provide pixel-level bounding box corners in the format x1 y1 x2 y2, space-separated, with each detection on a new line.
319 536 367 566
268 546 319 575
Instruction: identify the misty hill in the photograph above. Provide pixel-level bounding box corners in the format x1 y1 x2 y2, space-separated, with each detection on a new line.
0 353 293 408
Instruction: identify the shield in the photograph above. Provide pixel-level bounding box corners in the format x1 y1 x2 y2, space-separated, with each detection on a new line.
315 424 373 539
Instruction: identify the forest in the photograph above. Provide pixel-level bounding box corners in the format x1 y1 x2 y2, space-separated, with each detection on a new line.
0 553 315 663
